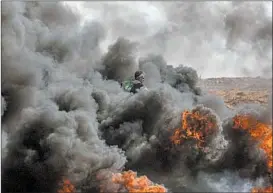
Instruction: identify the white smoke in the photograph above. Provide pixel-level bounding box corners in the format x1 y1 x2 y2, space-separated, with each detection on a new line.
65 1 272 78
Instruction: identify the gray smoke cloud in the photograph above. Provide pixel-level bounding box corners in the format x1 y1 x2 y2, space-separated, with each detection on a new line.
1 1 272 193
1 96 7 117
72 1 272 78
101 37 138 82
2 2 126 192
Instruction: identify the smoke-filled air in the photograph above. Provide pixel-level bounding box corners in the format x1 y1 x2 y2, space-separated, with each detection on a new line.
1 1 272 193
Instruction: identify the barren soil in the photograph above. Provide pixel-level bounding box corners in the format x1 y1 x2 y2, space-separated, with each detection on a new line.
198 77 272 108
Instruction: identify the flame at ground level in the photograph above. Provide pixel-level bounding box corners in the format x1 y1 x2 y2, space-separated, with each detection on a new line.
251 186 273 193
233 114 272 170
57 179 75 193
111 170 167 193
170 108 218 148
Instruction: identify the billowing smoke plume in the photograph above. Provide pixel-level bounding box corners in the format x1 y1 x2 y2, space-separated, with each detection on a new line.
1 1 272 193
69 1 272 78
101 37 138 82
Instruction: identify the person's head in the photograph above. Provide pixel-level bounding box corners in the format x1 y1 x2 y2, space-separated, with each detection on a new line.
134 70 145 83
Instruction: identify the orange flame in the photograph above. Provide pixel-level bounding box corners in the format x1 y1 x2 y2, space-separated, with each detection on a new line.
170 110 217 148
251 186 273 193
111 170 167 193
57 179 75 193
233 115 272 170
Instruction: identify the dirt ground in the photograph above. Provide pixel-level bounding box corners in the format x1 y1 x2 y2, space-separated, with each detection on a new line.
198 77 272 109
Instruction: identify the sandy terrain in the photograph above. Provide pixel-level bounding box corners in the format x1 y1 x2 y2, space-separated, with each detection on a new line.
198 77 272 108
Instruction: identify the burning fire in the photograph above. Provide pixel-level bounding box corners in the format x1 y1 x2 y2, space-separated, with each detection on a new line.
251 186 273 193
57 179 75 193
233 114 272 170
170 109 217 148
111 170 167 193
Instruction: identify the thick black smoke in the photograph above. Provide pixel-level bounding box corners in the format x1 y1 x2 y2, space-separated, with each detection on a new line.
2 2 126 192
138 54 202 95
1 1 272 193
214 106 271 179
101 37 138 82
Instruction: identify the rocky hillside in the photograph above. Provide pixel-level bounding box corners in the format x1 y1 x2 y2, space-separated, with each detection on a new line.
198 77 272 108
